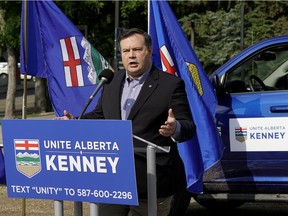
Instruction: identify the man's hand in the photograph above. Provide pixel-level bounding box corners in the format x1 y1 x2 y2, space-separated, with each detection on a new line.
159 108 176 137
54 110 74 120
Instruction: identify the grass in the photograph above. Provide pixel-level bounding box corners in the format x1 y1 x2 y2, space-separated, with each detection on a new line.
0 185 91 216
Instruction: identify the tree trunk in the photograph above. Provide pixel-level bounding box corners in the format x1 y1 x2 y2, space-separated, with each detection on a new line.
4 46 17 119
34 77 47 113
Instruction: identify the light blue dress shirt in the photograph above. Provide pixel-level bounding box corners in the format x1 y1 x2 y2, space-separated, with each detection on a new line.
121 70 149 120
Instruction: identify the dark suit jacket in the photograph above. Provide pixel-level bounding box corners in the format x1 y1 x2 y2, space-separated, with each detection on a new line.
83 66 196 198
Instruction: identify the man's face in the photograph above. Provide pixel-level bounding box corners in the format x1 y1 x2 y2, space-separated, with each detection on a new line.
120 33 152 78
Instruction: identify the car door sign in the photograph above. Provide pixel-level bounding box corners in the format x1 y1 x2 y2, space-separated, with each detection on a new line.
230 117 287 152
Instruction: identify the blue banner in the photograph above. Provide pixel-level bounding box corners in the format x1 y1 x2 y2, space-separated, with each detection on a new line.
2 120 138 205
20 0 112 117
149 0 223 193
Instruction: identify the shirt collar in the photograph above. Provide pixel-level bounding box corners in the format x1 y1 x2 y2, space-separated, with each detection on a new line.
125 64 152 83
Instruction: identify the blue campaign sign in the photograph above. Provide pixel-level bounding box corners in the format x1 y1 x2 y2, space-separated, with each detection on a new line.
2 119 138 205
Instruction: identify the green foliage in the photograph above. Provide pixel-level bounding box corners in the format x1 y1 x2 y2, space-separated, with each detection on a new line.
1 0 288 75
0 1 21 49
120 1 147 30
180 1 288 74
55 1 115 60
120 1 147 18
180 4 242 73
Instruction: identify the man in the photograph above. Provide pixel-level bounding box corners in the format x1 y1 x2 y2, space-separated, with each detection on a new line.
57 28 196 216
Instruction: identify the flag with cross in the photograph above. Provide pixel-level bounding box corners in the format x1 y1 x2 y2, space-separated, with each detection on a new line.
20 0 112 117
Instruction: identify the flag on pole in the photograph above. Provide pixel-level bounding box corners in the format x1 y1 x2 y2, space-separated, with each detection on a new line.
0 149 6 184
149 0 223 194
20 0 112 117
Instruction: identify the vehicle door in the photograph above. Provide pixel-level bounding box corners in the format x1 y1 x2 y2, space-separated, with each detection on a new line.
214 44 288 185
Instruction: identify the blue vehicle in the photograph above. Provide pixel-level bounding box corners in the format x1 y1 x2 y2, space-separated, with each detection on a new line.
192 35 288 208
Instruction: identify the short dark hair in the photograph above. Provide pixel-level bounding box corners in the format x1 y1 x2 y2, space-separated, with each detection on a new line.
118 28 152 49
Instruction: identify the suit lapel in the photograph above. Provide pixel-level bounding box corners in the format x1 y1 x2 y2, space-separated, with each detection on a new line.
109 70 125 119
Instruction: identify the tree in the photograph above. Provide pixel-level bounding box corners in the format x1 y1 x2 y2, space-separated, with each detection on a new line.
0 1 114 118
2 0 288 117
55 1 116 62
0 1 21 119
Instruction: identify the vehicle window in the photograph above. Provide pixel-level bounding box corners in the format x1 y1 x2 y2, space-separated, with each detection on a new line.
225 46 288 93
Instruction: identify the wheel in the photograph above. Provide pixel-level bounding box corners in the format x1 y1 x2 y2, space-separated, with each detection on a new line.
0 73 8 80
249 75 267 91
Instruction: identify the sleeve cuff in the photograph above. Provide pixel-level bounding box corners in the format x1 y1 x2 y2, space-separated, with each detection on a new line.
171 121 181 143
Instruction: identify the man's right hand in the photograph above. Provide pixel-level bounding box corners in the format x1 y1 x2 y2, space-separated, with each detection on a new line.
54 110 74 120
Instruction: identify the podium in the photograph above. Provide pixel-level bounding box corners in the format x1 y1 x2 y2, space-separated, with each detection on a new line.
2 119 170 216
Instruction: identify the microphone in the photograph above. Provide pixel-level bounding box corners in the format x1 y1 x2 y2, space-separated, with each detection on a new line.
78 69 114 119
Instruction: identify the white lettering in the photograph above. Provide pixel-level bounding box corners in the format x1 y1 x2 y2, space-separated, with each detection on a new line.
107 157 119 173
96 157 107 173
11 185 30 193
45 155 119 173
34 187 61 195
43 140 71 149
69 156 81 171
58 155 69 171
74 141 119 150
46 155 57 170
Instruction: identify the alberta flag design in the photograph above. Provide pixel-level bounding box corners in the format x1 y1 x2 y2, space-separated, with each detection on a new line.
149 0 224 193
20 0 112 117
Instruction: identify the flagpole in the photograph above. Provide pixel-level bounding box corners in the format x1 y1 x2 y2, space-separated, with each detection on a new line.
21 1 28 215
22 0 28 120
147 0 150 33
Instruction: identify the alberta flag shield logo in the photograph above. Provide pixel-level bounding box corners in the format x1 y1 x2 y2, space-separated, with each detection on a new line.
235 127 247 143
14 139 41 178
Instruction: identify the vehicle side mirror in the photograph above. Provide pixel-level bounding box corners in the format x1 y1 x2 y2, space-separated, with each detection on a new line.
211 75 223 96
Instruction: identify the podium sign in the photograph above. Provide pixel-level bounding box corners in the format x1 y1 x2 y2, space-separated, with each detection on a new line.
2 119 138 205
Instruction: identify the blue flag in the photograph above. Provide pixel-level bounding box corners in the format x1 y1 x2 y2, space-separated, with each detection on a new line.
0 149 6 184
149 0 223 193
20 0 112 117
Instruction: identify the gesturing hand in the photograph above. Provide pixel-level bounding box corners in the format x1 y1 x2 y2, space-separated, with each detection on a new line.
54 110 74 120
159 108 176 137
